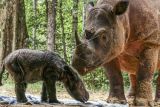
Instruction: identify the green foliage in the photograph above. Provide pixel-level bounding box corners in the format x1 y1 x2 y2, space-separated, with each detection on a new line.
25 0 47 49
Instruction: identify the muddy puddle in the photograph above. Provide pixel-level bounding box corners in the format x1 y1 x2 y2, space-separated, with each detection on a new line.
0 95 129 107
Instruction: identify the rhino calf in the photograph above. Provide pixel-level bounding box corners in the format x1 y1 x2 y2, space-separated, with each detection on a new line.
0 49 89 103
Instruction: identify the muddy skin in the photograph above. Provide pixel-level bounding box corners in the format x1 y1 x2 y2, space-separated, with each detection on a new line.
72 0 160 106
71 31 102 76
1 49 89 103
155 70 160 105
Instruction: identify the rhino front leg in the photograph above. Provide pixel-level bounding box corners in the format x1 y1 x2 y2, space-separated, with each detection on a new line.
15 82 27 103
103 58 127 104
45 79 60 103
134 46 159 106
41 82 47 102
155 70 160 104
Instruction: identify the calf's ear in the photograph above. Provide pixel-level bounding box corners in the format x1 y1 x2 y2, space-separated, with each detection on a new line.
113 0 129 15
87 1 94 12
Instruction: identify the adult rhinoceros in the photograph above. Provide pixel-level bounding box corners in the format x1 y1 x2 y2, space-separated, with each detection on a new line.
72 0 160 106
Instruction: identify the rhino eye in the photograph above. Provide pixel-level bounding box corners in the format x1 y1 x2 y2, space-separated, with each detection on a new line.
85 30 94 40
102 34 106 40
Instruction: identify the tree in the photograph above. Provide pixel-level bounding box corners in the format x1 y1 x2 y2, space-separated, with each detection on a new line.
32 0 37 49
0 0 28 68
59 0 67 61
46 0 57 52
72 0 79 46
82 0 87 32
12 0 29 50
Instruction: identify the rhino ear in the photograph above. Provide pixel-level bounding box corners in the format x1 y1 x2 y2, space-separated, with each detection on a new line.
87 1 94 12
113 0 129 15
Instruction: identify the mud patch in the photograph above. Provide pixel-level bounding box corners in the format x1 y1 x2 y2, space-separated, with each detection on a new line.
0 95 129 107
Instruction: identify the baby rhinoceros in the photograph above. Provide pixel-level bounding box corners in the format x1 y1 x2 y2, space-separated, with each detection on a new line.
1 49 89 103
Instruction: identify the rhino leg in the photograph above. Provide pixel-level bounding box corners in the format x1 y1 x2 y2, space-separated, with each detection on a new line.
0 65 5 86
127 74 136 104
45 78 60 103
134 47 158 106
15 82 27 103
155 70 160 104
128 74 136 97
103 58 127 104
41 82 48 102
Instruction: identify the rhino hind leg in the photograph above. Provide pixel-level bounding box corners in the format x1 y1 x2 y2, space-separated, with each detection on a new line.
15 82 27 103
128 74 136 97
127 74 136 104
155 70 160 105
0 65 5 86
103 58 127 104
5 62 24 83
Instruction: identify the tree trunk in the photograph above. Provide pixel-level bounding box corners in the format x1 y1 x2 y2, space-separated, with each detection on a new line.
0 0 14 65
59 0 67 61
12 0 29 51
82 0 87 32
72 0 79 46
0 0 28 67
46 0 57 52
32 0 37 49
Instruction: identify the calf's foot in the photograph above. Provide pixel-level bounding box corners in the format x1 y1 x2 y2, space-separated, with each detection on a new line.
49 99 61 104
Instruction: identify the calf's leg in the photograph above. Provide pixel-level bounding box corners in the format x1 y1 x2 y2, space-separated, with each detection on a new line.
103 58 126 104
41 82 47 102
45 79 60 103
15 82 27 103
134 46 159 106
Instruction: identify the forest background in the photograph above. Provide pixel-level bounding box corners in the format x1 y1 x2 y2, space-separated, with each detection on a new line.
0 0 158 94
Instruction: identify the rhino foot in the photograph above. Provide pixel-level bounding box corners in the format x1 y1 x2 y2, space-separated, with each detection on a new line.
127 88 135 105
49 99 61 104
17 98 28 103
134 98 154 107
127 87 135 98
155 98 160 106
107 96 127 104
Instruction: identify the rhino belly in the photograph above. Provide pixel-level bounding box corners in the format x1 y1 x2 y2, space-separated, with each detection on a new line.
118 54 138 74
24 68 43 83
119 52 160 74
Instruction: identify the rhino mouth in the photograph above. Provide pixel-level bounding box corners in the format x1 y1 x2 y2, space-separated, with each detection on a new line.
65 87 89 103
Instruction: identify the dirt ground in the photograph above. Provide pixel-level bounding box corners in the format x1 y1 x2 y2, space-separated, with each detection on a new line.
0 82 159 107
0 85 108 101
0 85 113 107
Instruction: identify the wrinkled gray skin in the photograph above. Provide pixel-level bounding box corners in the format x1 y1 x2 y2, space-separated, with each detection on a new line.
72 31 102 76
72 0 160 106
0 49 89 103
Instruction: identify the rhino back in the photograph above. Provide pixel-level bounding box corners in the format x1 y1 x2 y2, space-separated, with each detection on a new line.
4 49 52 83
